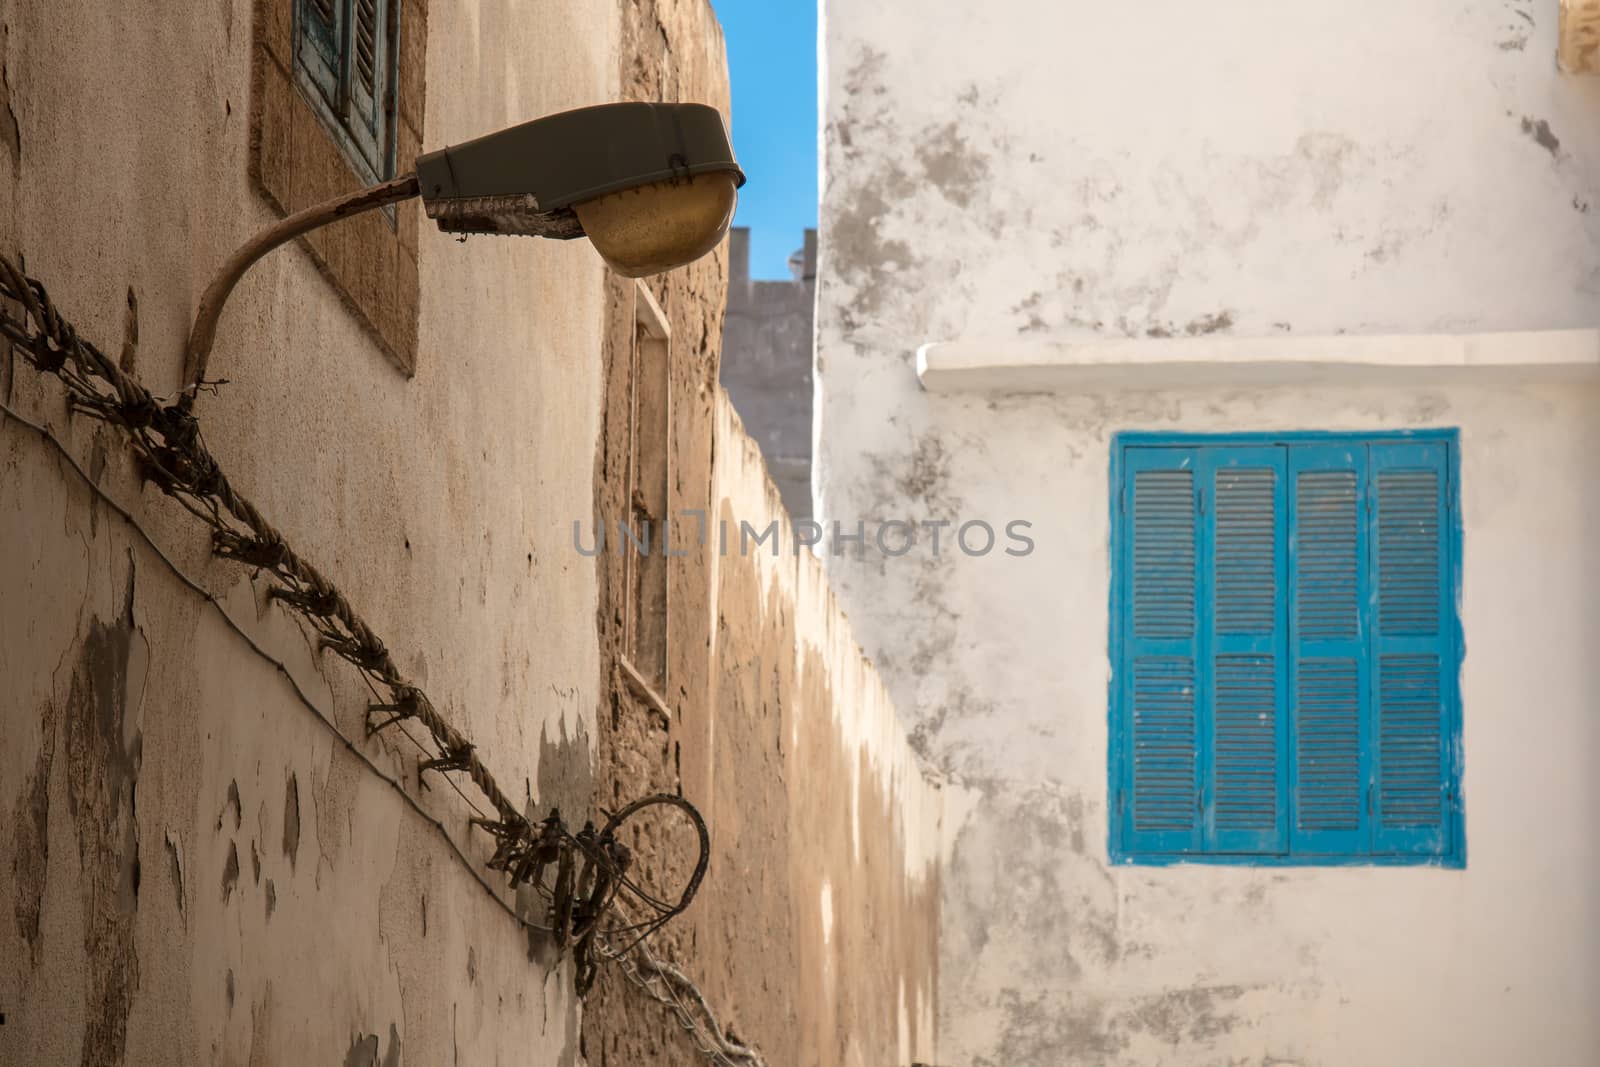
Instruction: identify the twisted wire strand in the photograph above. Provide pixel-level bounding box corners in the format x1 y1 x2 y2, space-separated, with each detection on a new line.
0 254 762 1066
0 254 522 826
599 900 768 1067
0 393 546 937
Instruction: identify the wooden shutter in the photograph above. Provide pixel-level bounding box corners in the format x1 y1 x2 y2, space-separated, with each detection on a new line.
1288 444 1370 855
1121 449 1201 855
1203 447 1288 854
1369 441 1453 856
345 0 391 175
294 0 396 181
296 0 343 110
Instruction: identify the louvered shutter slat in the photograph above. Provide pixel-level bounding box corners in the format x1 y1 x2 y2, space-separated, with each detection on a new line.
1370 442 1453 857
354 0 379 93
346 0 387 147
1288 447 1370 855
1206 449 1288 854
1122 452 1201 855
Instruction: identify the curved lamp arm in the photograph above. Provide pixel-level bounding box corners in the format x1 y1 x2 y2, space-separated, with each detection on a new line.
179 174 421 409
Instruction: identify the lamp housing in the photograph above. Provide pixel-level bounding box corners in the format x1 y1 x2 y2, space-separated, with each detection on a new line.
415 102 745 276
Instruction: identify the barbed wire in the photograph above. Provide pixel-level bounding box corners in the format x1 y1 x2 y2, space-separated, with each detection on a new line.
0 253 763 1066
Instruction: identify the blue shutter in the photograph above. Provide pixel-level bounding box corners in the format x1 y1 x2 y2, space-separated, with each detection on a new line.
1368 442 1453 856
296 0 344 110
1121 449 1201 855
1287 445 1370 855
1115 432 1459 865
1203 447 1288 854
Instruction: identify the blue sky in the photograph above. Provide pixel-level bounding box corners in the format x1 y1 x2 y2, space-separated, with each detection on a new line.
713 1 818 280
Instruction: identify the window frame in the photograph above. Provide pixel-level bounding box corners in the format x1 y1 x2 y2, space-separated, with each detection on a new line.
594 275 680 801
1106 429 1465 868
249 0 425 374
621 281 672 691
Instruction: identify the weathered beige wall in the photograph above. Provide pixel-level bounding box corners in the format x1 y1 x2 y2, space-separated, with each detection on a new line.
0 3 935 1065
588 386 943 1066
577 8 944 1058
694 391 941 1067
0 0 622 1062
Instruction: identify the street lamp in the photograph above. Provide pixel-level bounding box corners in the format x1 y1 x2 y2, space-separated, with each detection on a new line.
181 101 743 404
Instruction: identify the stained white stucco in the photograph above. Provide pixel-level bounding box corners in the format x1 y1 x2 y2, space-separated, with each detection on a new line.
816 1 1600 1064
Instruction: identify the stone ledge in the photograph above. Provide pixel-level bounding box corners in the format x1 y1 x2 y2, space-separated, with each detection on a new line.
915 329 1600 393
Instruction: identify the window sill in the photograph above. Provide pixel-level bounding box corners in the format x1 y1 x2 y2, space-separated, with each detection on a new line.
618 654 671 728
1110 851 1465 869
915 328 1600 394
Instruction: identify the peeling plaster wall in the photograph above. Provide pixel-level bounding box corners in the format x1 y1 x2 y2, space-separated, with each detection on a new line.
0 0 621 1062
817 3 1600 1065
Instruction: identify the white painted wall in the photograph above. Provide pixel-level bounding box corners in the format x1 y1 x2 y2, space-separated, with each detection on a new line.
816 2 1600 1063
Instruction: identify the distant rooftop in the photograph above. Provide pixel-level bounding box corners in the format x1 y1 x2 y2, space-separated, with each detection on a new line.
721 226 817 521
